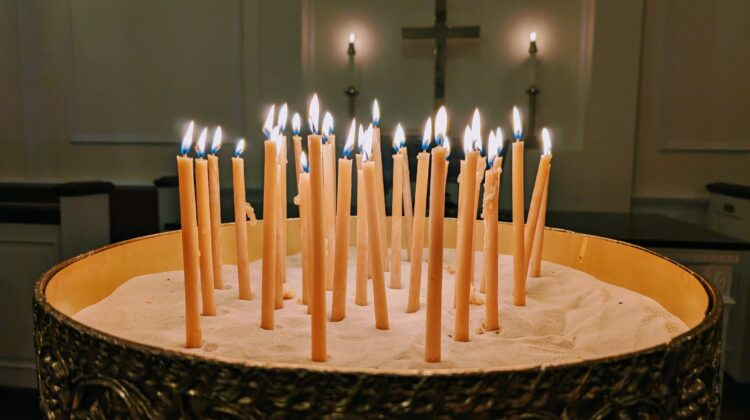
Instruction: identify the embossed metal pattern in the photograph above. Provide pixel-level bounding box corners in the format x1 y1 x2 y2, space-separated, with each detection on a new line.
33 234 722 418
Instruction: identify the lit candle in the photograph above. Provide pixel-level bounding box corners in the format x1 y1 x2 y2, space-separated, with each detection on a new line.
308 94 327 361
232 139 252 300
529 128 553 277
194 127 217 317
322 111 336 290
523 128 552 281
371 100 388 271
298 152 312 309
363 125 389 330
176 121 202 348
390 124 405 288
331 119 356 321
468 110 485 300
261 107 278 330
208 126 223 290
406 118 432 313
455 125 479 342
355 125 369 306
292 113 303 188
511 106 526 306
483 129 503 331
400 144 414 262
529 31 538 86
276 105 290 308
425 106 448 362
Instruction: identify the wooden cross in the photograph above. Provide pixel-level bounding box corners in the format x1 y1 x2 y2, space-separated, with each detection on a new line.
402 0 480 110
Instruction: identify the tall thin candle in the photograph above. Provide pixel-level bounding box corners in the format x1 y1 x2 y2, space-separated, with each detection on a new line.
372 100 388 271
511 107 526 306
331 120 356 321
406 118 432 313
208 127 223 290
390 124 405 288
530 129 553 277
322 112 336 290
232 139 252 300
194 128 216 316
308 94 327 361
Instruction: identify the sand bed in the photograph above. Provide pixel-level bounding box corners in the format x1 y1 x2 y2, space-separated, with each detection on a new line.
74 249 687 370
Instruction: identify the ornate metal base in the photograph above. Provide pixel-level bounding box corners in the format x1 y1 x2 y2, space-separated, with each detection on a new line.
33 223 723 417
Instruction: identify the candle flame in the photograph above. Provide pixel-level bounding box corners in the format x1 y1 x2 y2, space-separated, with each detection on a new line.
471 108 481 143
322 111 334 142
196 127 208 158
292 113 301 135
542 127 552 156
210 126 222 154
487 130 498 166
435 106 448 146
444 136 451 159
263 105 275 139
343 119 356 158
496 127 505 153
278 103 288 132
308 94 320 134
362 124 374 162
349 32 356 44
393 123 405 152
530 31 537 43
300 151 309 173
512 106 523 141
372 99 380 126
421 117 432 151
234 138 246 157
180 120 195 155
357 124 365 153
271 125 284 159
462 125 473 154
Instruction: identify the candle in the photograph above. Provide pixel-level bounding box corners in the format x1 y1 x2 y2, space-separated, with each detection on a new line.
208 127 223 290
529 129 553 277
292 113 303 188
194 128 217 317
511 106 526 306
308 94 327 361
425 106 448 363
363 126 389 330
468 110 485 299
455 125 479 342
483 129 503 331
322 111 336 290
276 105 289 308
522 132 552 280
177 121 201 348
261 105 278 329
355 147 369 306
529 31 538 86
406 118 432 313
331 120 356 321
390 124 405 288
372 100 388 271
232 139 252 300
297 153 312 308
347 32 356 87
400 146 414 261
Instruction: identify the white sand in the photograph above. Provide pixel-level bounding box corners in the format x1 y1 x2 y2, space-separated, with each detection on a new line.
74 249 687 371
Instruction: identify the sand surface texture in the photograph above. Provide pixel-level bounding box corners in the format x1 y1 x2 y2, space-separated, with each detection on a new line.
75 249 687 370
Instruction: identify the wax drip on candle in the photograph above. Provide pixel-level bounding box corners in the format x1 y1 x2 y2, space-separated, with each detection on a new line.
195 127 208 158
343 119 356 158
263 105 276 140
322 112 334 143
308 94 320 134
278 103 288 133
181 121 195 156
292 113 301 136
393 124 405 153
435 106 447 147
542 127 552 156
234 138 246 157
512 106 523 141
210 126 222 155
300 151 309 173
421 117 432 151
372 99 380 127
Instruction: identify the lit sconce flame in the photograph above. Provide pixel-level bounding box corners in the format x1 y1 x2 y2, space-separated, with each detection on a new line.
435 106 448 146
180 120 195 155
308 94 320 134
362 124 374 162
496 127 505 154
196 127 208 158
234 138 246 157
322 111 334 142
393 123 405 152
541 127 552 156
210 126 222 154
263 105 275 139
292 113 301 135
357 124 365 153
462 125 473 154
349 32 356 44
278 103 288 132
512 106 523 141
421 117 432 151
372 99 380 127
300 151 309 173
530 31 537 43
343 119 356 158
487 130 498 167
